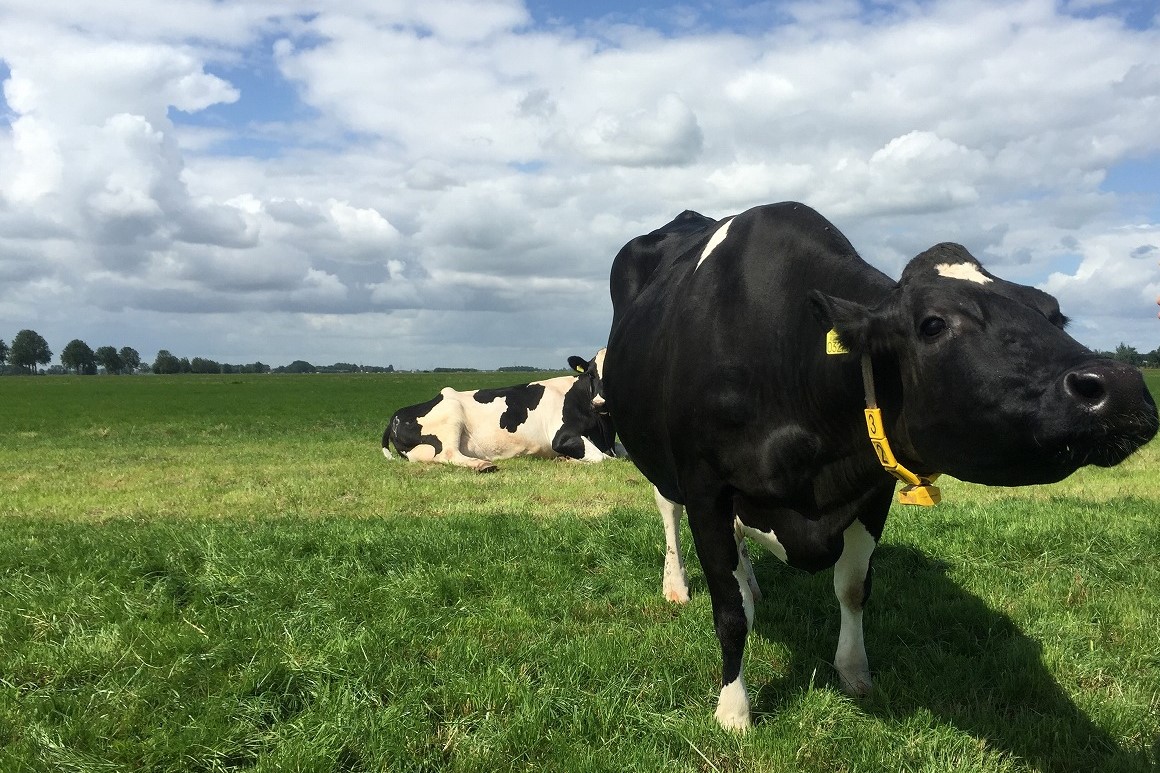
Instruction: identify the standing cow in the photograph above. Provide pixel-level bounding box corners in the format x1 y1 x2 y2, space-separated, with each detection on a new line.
382 350 616 472
604 202 1158 730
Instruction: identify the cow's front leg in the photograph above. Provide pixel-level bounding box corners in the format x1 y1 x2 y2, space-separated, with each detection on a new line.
832 518 877 695
688 493 755 731
551 432 611 463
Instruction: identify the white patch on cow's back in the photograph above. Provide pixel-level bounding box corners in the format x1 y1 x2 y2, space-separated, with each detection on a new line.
936 262 992 284
695 217 735 270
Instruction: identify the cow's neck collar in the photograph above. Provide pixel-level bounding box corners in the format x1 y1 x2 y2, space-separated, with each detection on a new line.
858 354 941 506
828 328 941 505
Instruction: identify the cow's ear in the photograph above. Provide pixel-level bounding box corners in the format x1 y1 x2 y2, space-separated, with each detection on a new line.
567 355 588 373
808 291 875 353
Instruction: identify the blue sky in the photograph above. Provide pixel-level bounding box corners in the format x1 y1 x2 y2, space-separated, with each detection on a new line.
1 0 1158 369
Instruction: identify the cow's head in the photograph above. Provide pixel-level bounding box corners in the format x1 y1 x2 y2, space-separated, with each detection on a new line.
810 244 1158 486
568 348 609 413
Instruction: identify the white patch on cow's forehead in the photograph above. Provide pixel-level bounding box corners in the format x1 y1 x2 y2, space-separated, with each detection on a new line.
695 217 735 270
935 262 992 284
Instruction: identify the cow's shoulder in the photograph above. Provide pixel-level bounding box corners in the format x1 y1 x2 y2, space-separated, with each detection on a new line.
610 210 719 318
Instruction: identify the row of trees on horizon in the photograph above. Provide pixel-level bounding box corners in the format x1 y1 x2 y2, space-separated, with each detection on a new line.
0 329 401 375
6 328 1160 376
0 328 442 376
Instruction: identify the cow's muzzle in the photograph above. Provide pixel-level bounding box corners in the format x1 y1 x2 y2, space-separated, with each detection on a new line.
1062 360 1158 464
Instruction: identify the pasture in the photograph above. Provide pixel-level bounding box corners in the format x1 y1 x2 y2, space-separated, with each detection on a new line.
2 371 1158 772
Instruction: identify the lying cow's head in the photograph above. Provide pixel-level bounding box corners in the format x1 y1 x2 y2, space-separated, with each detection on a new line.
811 244 1158 486
568 348 609 413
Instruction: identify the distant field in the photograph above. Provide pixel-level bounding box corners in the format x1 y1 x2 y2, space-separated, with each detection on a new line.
1 371 1158 772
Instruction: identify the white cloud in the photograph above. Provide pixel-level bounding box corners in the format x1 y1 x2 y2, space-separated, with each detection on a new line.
1 0 1159 369
572 93 704 167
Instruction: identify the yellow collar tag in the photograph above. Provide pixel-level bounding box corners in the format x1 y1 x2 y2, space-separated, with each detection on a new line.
825 329 849 355
865 408 941 506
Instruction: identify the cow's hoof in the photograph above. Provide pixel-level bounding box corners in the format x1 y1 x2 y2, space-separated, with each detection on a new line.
663 565 690 604
663 583 690 604
838 670 873 697
476 463 498 473
714 679 751 732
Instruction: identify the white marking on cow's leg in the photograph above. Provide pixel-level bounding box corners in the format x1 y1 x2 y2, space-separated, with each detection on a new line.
654 487 689 603
716 531 755 732
577 436 612 462
832 520 876 696
382 446 394 459
935 262 993 284
735 519 789 564
734 520 762 601
715 674 751 732
441 449 498 472
694 217 735 271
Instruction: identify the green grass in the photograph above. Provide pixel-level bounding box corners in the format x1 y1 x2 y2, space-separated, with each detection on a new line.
2 372 1158 772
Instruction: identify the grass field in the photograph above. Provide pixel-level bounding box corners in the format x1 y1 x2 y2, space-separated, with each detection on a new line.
2 371 1158 772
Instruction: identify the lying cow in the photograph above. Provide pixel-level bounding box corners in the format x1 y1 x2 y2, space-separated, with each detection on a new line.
382 350 616 472
604 202 1158 730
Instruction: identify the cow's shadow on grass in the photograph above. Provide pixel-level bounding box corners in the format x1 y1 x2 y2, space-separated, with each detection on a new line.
742 543 1150 773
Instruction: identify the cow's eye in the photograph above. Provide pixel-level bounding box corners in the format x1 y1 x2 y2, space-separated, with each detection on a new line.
920 317 946 337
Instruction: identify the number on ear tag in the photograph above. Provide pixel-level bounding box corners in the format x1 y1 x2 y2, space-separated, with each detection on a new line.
826 329 849 355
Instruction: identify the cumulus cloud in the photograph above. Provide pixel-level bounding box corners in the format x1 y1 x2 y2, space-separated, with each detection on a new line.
1 0 1159 368
572 93 704 167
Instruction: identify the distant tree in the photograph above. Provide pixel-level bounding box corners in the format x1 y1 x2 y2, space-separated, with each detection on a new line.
278 360 316 374
95 346 124 374
1144 348 1160 368
1113 342 1143 368
10 329 52 374
498 365 539 373
61 339 97 374
152 349 182 374
240 361 270 374
190 357 221 374
178 357 192 373
119 347 141 374
0 338 8 366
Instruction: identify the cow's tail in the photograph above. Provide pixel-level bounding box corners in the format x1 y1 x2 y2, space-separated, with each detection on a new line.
381 416 397 459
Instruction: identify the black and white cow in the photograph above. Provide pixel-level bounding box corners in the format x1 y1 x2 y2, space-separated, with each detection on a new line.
604 202 1158 730
382 350 616 472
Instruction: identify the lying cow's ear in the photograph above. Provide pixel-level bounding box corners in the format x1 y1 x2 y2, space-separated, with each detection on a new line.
808 291 875 353
567 355 588 373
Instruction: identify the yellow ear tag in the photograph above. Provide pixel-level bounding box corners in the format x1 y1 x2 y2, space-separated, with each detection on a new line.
826 329 849 355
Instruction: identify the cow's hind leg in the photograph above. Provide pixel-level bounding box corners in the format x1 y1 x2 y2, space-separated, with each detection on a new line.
687 493 755 731
441 449 498 473
653 487 690 603
832 519 877 696
409 439 497 472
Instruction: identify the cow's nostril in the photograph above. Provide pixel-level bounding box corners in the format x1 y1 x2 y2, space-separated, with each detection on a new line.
1065 370 1107 408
